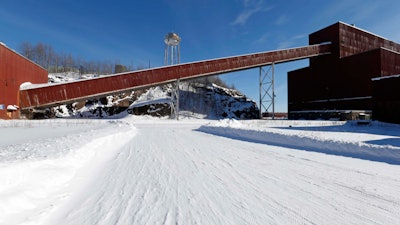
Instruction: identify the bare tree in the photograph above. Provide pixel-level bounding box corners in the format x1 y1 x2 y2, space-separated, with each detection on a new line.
18 41 138 75
19 42 34 61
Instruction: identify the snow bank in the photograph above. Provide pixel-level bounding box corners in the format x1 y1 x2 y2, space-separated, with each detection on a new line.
0 120 137 225
198 119 400 164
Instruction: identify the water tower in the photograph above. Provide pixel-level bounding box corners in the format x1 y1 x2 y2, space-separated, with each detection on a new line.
164 32 181 119
164 32 181 65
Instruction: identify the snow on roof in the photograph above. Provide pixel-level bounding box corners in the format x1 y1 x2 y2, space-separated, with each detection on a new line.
372 74 400 81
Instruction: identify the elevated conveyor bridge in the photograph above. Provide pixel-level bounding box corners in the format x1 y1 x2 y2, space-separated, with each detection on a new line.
19 43 331 109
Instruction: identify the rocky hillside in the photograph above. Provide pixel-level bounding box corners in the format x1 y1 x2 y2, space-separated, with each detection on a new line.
48 73 260 119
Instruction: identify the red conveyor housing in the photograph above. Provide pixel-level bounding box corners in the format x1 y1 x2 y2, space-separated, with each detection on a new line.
19 43 331 109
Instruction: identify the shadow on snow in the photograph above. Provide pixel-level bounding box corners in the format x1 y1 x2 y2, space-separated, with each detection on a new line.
196 125 400 165
276 121 400 137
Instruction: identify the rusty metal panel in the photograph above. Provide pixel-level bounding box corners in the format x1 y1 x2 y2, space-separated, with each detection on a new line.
309 22 400 61
380 48 400 77
338 22 400 58
20 43 331 109
0 44 48 119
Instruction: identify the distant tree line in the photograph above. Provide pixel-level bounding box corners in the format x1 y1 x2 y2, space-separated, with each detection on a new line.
18 42 138 75
19 41 234 89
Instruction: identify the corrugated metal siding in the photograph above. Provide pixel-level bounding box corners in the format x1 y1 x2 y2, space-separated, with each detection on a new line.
309 22 400 58
338 22 400 58
380 49 400 77
0 44 48 119
20 44 331 109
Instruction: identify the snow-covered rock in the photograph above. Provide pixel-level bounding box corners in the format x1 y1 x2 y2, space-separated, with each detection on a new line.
48 73 259 119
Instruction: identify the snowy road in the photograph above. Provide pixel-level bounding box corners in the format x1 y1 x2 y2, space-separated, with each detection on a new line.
40 120 400 225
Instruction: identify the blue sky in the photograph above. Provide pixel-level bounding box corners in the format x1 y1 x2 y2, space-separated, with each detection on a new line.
1 0 400 112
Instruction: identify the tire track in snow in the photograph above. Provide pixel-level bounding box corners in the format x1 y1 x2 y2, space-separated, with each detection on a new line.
46 121 400 225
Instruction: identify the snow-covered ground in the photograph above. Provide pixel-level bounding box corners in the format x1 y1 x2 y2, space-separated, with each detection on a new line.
1 116 400 225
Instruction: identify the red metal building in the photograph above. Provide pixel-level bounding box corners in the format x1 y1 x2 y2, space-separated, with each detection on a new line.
0 43 48 119
288 22 400 120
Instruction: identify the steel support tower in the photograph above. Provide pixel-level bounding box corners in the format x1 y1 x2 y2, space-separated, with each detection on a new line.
259 63 275 119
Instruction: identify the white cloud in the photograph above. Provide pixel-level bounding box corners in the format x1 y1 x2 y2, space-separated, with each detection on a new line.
274 14 289 26
254 32 270 44
231 8 260 26
231 0 272 26
243 0 253 7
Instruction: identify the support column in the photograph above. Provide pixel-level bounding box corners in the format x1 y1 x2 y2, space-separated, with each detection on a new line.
259 63 275 119
170 79 180 120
